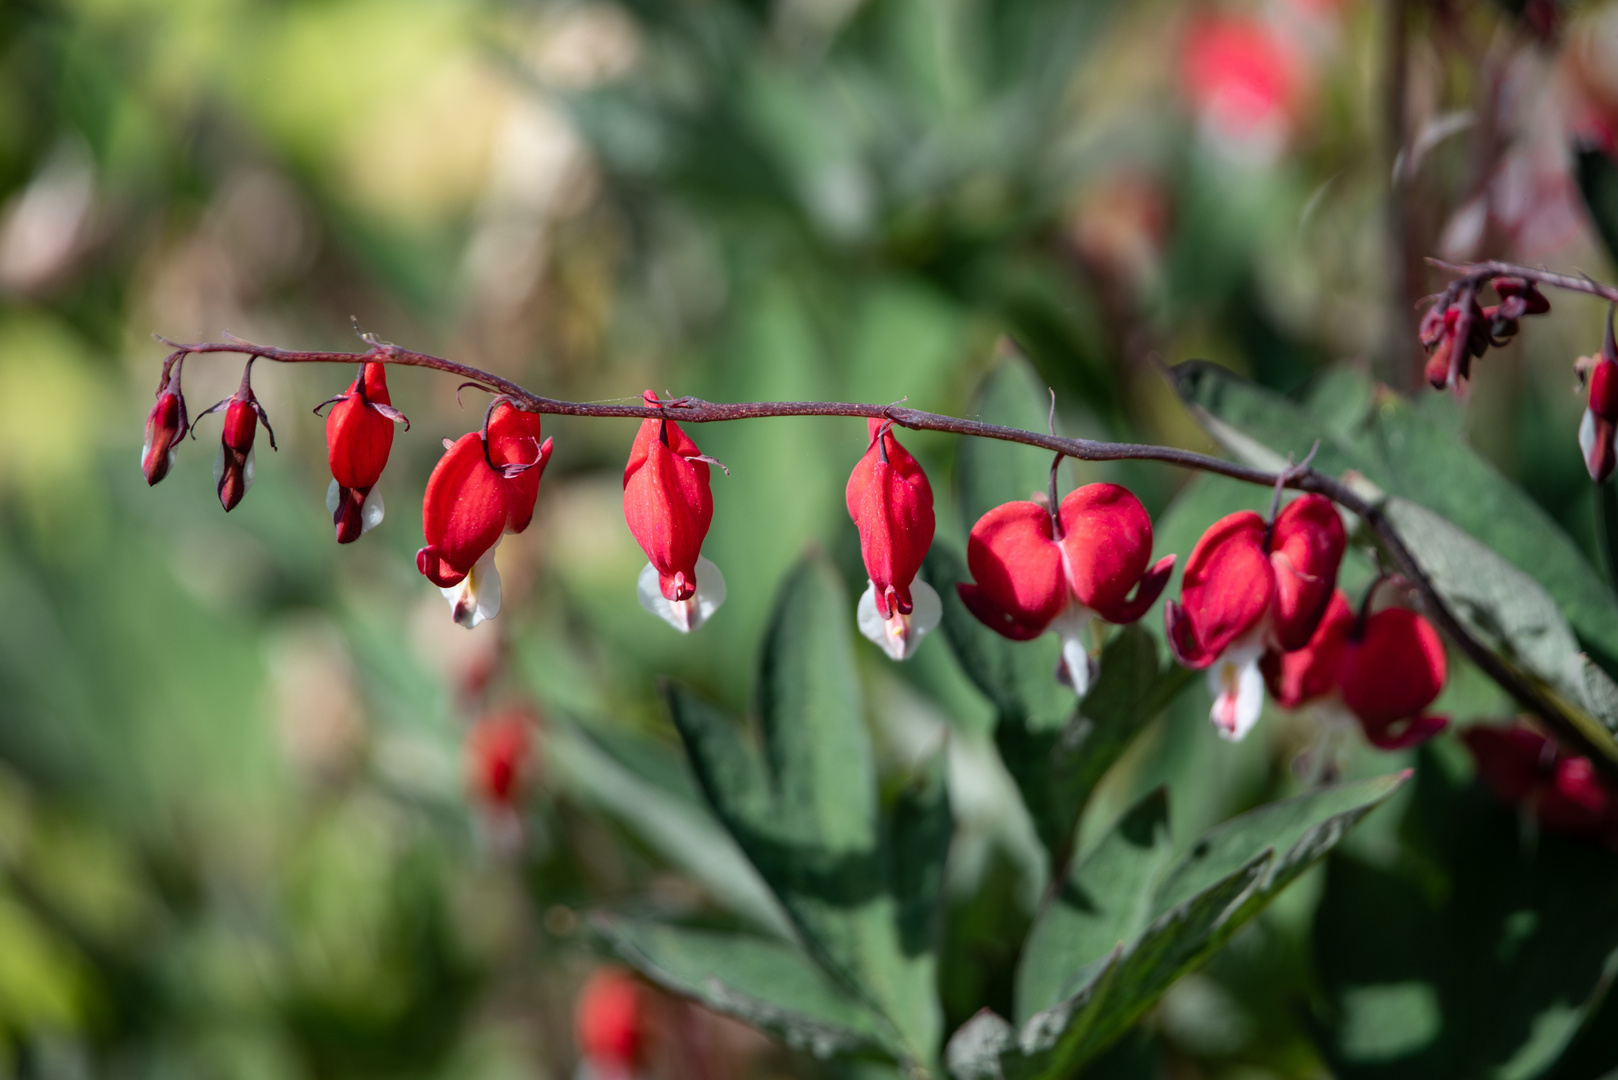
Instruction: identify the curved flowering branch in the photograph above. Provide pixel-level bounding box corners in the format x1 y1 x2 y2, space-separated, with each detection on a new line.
151 331 1618 779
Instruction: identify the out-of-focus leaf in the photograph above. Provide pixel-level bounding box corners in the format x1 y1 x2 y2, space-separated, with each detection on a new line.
947 776 1405 1080
1313 748 1618 1080
1014 789 1173 1023
593 915 889 1059
1595 478 1618 603
1380 498 1618 763
1170 361 1618 673
546 723 792 938
667 556 942 1065
1575 145 1618 270
957 346 1058 529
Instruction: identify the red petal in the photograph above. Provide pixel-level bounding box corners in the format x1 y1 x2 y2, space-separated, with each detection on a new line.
222 397 257 453
327 365 396 490
1462 725 1553 804
1361 712 1448 751
1261 588 1351 708
1058 483 1163 624
416 545 469 587
963 501 1066 638
1171 510 1273 665
490 403 551 533
1592 359 1618 422
1339 608 1446 728
957 583 1050 640
846 425 934 614
1267 494 1346 651
1540 757 1614 835
623 412 713 601
420 432 508 577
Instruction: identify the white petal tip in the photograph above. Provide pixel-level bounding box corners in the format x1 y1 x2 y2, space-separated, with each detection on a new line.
360 485 385 533
442 545 502 628
1207 647 1264 741
857 579 942 661
638 556 726 633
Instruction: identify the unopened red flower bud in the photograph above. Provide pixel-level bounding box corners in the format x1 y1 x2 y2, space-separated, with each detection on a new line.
195 363 276 513
417 400 552 628
324 362 404 543
847 420 938 660
141 375 187 486
623 391 724 633
960 483 1173 697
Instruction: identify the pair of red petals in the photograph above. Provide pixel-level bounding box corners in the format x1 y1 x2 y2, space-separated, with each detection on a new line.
1263 590 1449 750
846 419 935 619
417 402 552 588
959 483 1174 639
1166 494 1346 669
325 363 399 543
623 392 714 603
1463 725 1614 841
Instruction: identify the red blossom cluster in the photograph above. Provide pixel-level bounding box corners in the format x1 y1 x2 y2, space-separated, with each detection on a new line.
144 356 1454 749
1464 723 1618 845
1419 277 1550 393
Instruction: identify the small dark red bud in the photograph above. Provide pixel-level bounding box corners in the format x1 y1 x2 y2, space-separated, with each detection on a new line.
216 397 257 512
1493 277 1551 316
142 388 186 486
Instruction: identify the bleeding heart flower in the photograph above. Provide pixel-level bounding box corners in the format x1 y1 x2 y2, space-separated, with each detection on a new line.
1337 606 1449 750
1261 588 1353 711
1463 724 1615 842
468 708 535 808
193 361 276 512
1580 308 1618 483
576 968 646 1080
1165 493 1345 741
141 366 187 486
416 400 552 628
623 392 724 633
846 419 939 660
959 483 1174 697
321 362 407 543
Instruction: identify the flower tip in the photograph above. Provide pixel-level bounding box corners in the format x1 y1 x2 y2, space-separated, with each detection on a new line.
857 578 941 660
638 556 725 633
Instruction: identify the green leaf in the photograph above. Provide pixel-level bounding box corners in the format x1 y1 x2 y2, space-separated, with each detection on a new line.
948 776 1408 1080
1151 772 1410 922
1594 478 1618 604
1575 145 1618 269
1380 497 1618 762
1313 748 1618 1080
546 722 792 939
592 915 889 1059
1169 362 1618 674
1014 789 1174 1023
667 557 942 1065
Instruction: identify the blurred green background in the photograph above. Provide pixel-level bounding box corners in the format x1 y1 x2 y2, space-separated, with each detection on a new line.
3 0 1618 1076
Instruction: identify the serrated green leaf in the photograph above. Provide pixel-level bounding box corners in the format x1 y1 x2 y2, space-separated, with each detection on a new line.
1015 789 1174 1023
667 557 942 1065
593 915 889 1060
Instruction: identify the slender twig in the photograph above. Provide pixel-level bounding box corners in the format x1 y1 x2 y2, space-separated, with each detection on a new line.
1428 258 1618 306
156 333 1618 778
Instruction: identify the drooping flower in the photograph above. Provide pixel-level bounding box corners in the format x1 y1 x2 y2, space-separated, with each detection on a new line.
468 708 535 809
1337 606 1449 750
416 401 552 628
1580 306 1618 483
959 483 1175 697
1262 588 1449 751
141 365 187 486
1463 724 1615 842
322 362 406 543
194 361 276 512
576 968 646 1080
623 391 724 633
1420 297 1489 391
1165 493 1345 741
846 419 938 660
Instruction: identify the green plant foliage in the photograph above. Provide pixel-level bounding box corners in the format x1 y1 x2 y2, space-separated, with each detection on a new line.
946 775 1407 1080
666 556 947 1067
1312 748 1618 1080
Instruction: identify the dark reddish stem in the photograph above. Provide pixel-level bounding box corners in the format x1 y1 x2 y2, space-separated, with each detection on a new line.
1428 259 1618 306
155 331 1618 779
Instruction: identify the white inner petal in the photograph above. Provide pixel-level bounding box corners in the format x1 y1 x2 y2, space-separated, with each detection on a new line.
637 556 726 633
1206 639 1265 741
325 477 341 515
1581 408 1600 475
1050 605 1098 698
856 579 942 661
360 485 385 533
441 542 502 628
